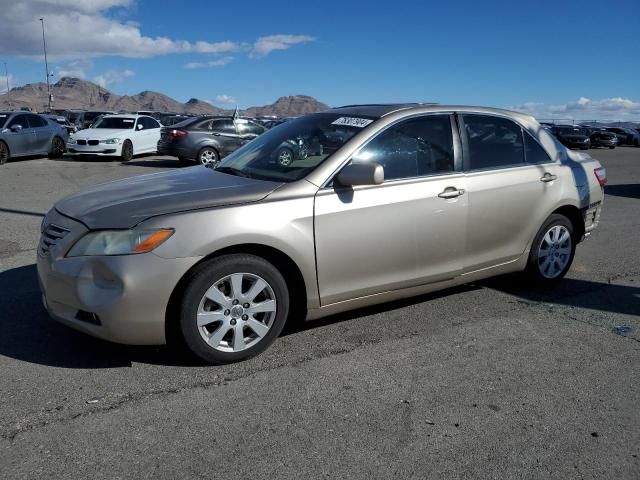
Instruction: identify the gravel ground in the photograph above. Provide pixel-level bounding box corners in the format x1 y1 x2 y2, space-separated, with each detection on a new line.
0 148 638 479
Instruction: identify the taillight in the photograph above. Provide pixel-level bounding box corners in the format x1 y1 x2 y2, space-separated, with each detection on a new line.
594 167 607 186
168 129 188 138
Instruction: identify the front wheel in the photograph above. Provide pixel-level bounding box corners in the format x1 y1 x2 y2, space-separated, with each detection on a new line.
48 136 65 159
525 214 576 283
178 254 290 364
0 141 9 165
121 140 133 162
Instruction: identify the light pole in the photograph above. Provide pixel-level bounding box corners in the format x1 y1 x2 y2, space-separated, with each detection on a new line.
3 63 10 109
39 17 53 111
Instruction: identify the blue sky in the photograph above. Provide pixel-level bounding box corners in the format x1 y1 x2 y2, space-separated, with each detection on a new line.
1 0 639 118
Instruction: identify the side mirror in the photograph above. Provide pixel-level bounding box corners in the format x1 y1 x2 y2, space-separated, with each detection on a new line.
336 162 384 187
136 124 143 130
10 124 23 133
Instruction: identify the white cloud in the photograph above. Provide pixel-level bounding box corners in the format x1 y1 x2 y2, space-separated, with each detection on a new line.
250 34 316 58
0 74 15 94
510 97 640 120
92 68 134 87
215 94 236 104
184 56 234 69
55 59 93 79
0 2 314 63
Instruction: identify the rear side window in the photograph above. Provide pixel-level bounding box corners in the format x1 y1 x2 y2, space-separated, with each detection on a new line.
28 115 48 128
351 115 454 181
462 115 525 170
524 133 552 164
209 119 236 134
236 120 266 136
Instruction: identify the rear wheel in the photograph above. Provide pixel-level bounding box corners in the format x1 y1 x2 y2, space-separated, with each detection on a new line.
0 141 8 165
525 214 576 283
121 140 133 162
48 136 65 159
276 147 294 167
178 254 289 364
198 147 219 166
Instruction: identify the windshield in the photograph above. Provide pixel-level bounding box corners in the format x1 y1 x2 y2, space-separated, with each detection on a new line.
215 112 376 182
85 111 108 121
0 114 8 128
93 117 136 129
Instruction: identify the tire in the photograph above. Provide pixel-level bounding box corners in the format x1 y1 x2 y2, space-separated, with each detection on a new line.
121 140 133 162
275 147 294 167
0 141 8 165
178 254 290 364
525 214 576 284
198 147 219 166
48 136 65 159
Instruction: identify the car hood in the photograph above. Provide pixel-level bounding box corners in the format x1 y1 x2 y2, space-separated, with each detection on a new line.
72 128 133 140
55 166 284 229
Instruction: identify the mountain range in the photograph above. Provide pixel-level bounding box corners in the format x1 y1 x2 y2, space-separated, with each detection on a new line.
0 77 330 117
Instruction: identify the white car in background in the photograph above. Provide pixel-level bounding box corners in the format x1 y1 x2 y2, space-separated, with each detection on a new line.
67 114 162 161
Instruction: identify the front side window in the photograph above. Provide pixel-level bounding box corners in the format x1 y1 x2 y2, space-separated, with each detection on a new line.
8 114 29 129
350 115 454 181
463 115 524 170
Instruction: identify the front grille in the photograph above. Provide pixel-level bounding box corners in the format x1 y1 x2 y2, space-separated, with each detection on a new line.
88 140 99 146
76 139 87 145
39 223 71 256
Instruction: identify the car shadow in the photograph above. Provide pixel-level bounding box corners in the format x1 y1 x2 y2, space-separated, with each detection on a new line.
0 264 200 369
605 184 640 199
123 158 190 168
481 273 640 317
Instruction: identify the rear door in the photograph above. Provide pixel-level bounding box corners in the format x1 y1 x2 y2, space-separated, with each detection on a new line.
209 119 242 156
314 114 467 305
459 114 561 272
28 114 51 153
4 114 34 156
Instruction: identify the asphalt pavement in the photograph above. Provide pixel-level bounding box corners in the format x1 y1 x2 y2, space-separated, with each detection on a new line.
0 149 638 479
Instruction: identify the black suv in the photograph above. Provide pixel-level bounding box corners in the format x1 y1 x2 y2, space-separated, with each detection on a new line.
157 116 267 165
604 127 640 147
550 125 591 150
582 126 617 149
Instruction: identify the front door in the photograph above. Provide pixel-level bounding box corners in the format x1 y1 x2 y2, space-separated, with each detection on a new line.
314 114 467 305
4 114 34 156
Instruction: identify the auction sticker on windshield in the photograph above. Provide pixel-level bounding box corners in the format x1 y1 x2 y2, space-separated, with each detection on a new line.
331 117 374 128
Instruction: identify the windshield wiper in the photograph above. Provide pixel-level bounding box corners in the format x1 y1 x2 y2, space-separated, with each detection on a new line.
214 166 250 178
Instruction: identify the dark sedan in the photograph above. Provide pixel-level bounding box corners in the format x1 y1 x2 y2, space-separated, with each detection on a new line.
157 116 266 165
0 111 67 165
550 126 591 150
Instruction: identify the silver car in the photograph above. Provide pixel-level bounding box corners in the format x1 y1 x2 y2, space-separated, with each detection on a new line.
0 111 67 165
37 104 606 364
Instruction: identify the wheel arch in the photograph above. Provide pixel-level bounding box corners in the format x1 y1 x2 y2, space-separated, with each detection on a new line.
165 243 308 346
552 204 585 242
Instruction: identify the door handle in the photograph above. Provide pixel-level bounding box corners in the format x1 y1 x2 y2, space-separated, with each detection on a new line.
438 187 465 199
540 172 557 182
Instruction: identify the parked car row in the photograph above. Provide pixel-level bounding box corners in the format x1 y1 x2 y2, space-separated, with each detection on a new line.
542 122 640 150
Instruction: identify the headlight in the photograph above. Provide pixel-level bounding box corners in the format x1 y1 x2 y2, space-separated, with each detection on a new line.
103 138 121 144
67 228 174 257
68 138 77 145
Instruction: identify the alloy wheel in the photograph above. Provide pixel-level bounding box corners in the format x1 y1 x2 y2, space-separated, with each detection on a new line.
537 225 572 279
278 149 293 167
199 149 218 166
197 273 277 352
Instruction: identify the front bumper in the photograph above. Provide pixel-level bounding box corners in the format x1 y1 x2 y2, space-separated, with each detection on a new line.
67 142 122 156
37 209 200 345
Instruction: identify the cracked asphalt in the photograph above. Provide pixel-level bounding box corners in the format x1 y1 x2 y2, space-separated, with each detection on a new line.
0 149 638 479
